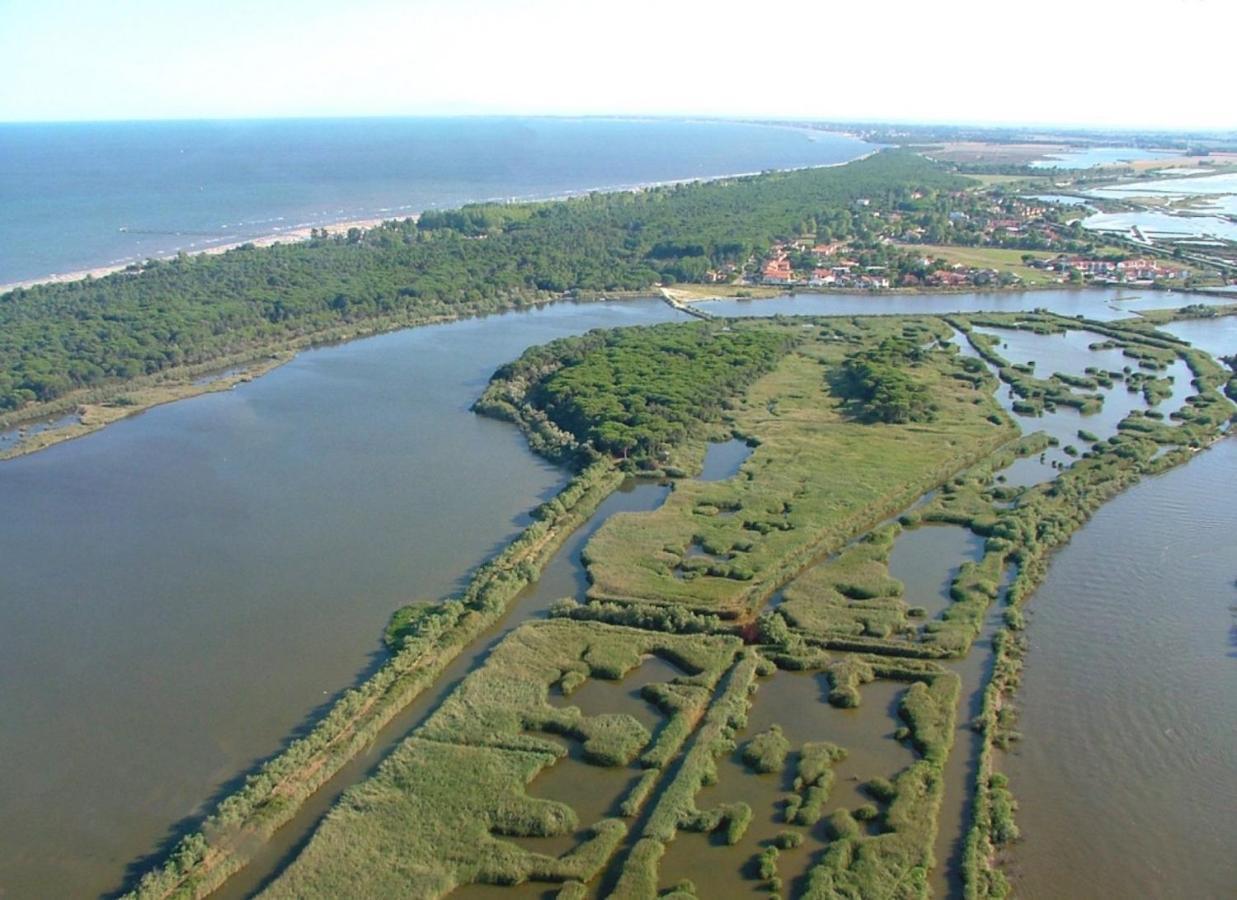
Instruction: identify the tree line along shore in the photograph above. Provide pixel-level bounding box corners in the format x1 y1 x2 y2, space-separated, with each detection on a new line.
123 308 1235 899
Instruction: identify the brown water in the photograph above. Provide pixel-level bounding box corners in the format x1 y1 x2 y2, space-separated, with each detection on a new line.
0 299 684 899
656 672 916 897
1004 438 1237 899
888 526 984 620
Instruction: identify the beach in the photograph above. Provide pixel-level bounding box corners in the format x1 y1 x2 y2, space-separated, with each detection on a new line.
0 214 401 294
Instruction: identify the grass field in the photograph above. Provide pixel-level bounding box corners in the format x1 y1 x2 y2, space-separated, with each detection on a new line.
905 244 1060 285
264 621 742 897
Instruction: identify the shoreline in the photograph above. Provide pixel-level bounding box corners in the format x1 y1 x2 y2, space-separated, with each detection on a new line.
2 283 1221 462
0 296 586 462
0 148 878 296
0 215 402 294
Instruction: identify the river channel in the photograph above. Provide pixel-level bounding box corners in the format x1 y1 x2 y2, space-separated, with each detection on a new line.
0 288 1231 898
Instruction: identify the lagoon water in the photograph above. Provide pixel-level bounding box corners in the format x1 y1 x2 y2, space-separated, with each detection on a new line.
0 298 685 898
694 286 1229 321
0 286 1233 897
0 117 870 285
1006 438 1237 898
1028 147 1176 169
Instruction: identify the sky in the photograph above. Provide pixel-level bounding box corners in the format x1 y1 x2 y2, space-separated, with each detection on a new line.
1 0 1233 130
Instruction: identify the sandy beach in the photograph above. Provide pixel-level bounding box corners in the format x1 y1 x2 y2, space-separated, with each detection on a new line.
0 214 406 294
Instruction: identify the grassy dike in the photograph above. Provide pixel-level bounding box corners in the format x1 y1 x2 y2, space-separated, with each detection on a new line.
125 461 624 899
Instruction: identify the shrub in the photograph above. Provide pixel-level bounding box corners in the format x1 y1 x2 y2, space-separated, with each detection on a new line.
742 725 790 774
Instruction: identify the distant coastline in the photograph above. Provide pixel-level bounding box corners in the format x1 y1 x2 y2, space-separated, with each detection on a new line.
0 153 877 295
0 119 880 291
0 214 398 293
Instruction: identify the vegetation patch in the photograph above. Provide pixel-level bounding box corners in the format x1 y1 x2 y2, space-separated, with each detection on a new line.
266 620 740 896
475 321 795 470
576 317 1014 615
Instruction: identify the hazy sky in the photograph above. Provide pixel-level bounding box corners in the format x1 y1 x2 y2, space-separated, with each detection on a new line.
1 0 1232 129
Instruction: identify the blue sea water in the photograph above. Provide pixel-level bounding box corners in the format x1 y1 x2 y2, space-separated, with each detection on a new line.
0 117 871 285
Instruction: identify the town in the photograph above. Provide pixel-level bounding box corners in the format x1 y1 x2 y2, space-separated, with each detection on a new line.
721 190 1199 290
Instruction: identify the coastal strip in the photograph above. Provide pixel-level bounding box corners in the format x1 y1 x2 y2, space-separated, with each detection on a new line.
0 149 880 297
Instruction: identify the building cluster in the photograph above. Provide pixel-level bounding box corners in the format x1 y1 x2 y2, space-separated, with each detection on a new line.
1033 255 1192 283
758 241 890 289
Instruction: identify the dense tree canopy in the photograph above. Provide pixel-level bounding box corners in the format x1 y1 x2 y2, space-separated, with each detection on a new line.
482 322 793 464
840 336 936 424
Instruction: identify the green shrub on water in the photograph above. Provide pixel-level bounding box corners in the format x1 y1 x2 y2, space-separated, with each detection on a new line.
798 741 846 787
551 596 723 635
611 837 664 898
826 656 874 708
773 830 803 850
620 770 659 818
827 808 861 840
783 793 803 824
864 776 897 803
1077 429 1099 443
575 713 650 767
556 881 589 900
854 803 879 822
742 725 790 774
725 802 754 845
756 845 780 880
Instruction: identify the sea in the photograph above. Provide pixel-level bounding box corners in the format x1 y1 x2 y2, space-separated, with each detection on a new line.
0 116 872 286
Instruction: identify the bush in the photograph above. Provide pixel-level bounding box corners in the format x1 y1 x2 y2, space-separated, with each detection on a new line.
741 725 790 774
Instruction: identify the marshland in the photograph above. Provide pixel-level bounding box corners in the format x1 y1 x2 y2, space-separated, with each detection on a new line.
81 304 1230 899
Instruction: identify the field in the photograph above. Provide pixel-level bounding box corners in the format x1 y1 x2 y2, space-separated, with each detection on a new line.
903 244 1059 286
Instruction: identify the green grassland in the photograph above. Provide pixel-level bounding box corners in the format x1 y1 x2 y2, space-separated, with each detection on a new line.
905 244 1059 285
578 318 1015 616
777 524 913 642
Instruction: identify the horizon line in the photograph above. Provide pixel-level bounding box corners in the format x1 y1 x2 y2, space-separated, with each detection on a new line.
1 112 1235 135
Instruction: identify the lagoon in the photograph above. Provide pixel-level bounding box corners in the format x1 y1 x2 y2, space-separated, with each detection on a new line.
0 288 1230 898
0 299 685 898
